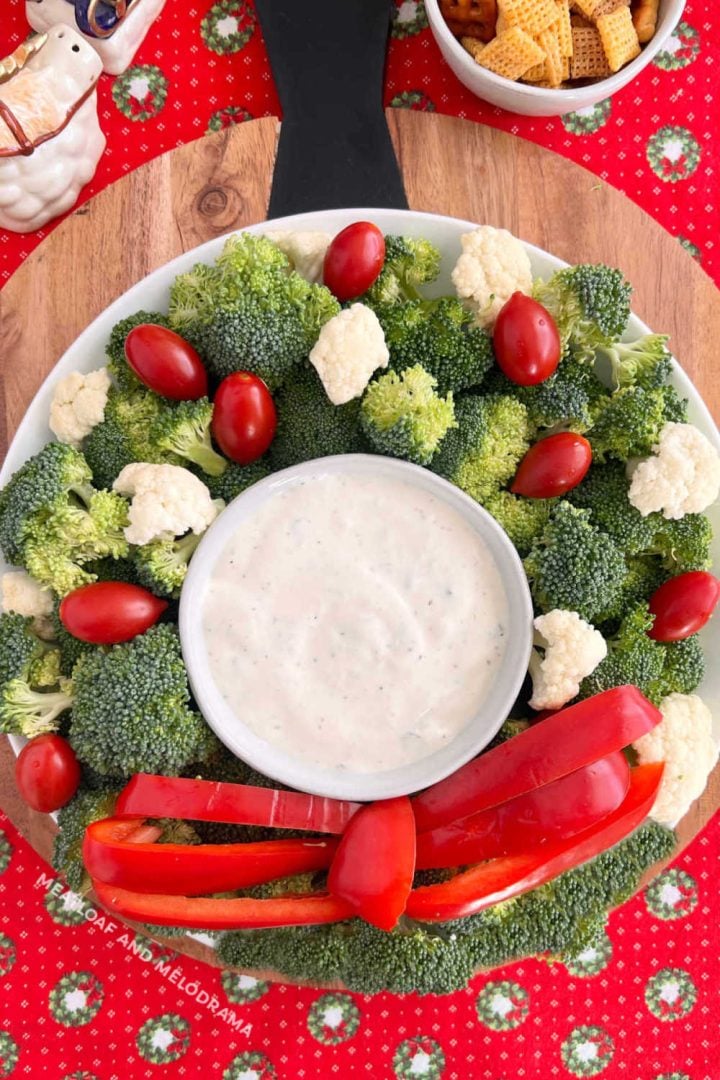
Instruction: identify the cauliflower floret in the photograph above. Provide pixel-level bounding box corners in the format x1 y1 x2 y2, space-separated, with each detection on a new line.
1 570 55 640
628 422 720 519
113 463 220 546
309 303 389 405
451 226 532 329
528 609 607 711
633 692 718 825
49 368 111 447
264 229 332 284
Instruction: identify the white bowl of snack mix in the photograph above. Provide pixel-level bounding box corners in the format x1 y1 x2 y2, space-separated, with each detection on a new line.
426 0 685 117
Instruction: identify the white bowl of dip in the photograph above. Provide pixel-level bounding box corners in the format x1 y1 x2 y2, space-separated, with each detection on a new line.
180 454 534 800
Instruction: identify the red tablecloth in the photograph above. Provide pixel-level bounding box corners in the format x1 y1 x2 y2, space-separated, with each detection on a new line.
1 3 719 1077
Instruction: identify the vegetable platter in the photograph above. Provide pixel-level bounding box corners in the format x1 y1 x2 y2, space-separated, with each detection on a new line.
1 205 719 997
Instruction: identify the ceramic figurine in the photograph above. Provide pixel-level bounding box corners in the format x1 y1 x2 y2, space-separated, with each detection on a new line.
26 0 167 75
0 27 105 234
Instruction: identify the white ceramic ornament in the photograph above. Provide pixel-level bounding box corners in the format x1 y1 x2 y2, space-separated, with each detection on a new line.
26 0 167 76
0 27 105 234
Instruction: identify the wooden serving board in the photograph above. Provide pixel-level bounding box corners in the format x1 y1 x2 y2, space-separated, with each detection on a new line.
1 111 719 982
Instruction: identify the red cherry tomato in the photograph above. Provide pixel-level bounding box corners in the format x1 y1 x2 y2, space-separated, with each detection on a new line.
212 372 277 465
493 292 561 386
511 432 593 498
59 582 168 644
323 222 386 301
648 571 720 642
15 735 81 813
124 324 208 400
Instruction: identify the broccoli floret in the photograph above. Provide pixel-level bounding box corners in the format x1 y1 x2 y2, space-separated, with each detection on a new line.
596 333 673 390
524 502 627 623
568 461 659 554
150 397 227 477
659 636 705 696
106 311 170 392
651 514 713 573
0 443 129 595
483 491 553 556
579 604 666 703
84 386 166 489
193 298 309 391
484 357 610 432
534 264 632 362
363 234 441 307
597 555 670 631
218 822 674 995
52 782 121 892
269 365 366 470
0 613 70 736
589 385 675 462
378 297 494 395
46 604 96 678
431 394 532 503
360 365 456 465
69 624 213 777
204 458 270 503
133 531 202 599
169 234 339 385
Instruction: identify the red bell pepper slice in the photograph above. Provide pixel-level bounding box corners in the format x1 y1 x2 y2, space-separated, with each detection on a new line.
412 686 660 833
83 817 338 896
406 762 664 922
327 797 416 931
115 774 359 834
92 878 354 929
415 752 630 869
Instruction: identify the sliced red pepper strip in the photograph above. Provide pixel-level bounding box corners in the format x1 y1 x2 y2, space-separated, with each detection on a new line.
116 774 360 835
92 878 355 929
406 763 664 922
327 796 416 932
415 753 630 869
83 818 337 896
412 686 660 833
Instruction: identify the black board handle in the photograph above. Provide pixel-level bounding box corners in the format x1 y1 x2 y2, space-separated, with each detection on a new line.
254 0 408 217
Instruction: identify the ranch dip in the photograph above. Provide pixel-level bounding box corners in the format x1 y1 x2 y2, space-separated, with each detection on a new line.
202 472 508 774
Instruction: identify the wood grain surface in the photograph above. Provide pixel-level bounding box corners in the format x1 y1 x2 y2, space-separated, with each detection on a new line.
0 112 718 982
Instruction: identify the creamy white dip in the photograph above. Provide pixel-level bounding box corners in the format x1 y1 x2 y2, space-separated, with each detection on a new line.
202 472 508 773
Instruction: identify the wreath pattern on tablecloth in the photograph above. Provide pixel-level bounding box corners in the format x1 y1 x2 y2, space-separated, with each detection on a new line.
136 1014 191 1063
646 126 701 183
44 882 90 927
562 99 612 136
644 968 697 1021
393 1036 446 1078
389 90 436 111
307 992 361 1045
654 22 700 70
207 106 253 134
223 1051 276 1080
49 972 104 1027
133 933 176 967
475 980 530 1029
652 1074 691 1080
561 929 613 977
0 828 11 875
645 869 698 920
221 971 270 1005
0 935 16 981
61 1073 100 1080
201 1 256 55
561 1026 614 1076
678 236 702 263
0 1032 18 1079
112 65 169 123
391 1 429 39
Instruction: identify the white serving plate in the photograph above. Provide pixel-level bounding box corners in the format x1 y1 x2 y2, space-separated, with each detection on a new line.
2 208 719 772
